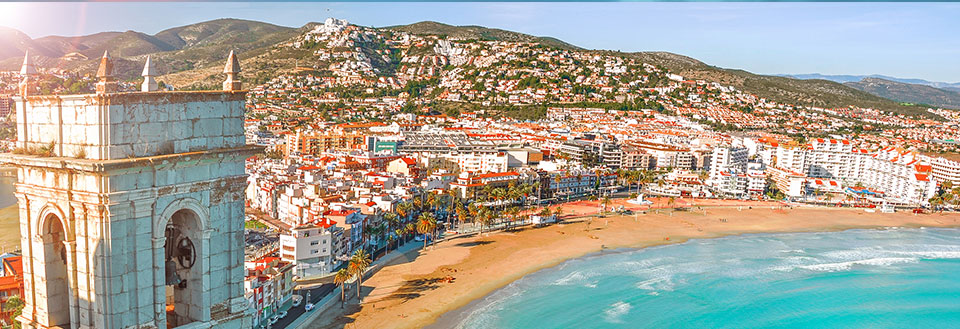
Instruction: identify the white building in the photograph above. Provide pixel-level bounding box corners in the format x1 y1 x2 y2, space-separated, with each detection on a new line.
773 140 936 204
279 219 349 278
709 145 749 186
929 156 960 186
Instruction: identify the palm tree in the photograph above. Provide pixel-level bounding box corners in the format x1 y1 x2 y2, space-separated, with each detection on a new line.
929 196 944 213
349 249 372 301
506 206 521 228
417 213 437 249
333 268 351 308
601 196 612 214
554 206 564 222
405 223 416 241
384 213 399 248
394 229 405 248
531 180 543 208
477 207 493 235
397 202 413 222
413 197 424 213
456 205 469 232
554 174 564 198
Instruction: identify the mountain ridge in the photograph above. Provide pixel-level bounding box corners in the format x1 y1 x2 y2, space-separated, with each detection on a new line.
844 77 960 110
781 73 960 90
0 19 297 80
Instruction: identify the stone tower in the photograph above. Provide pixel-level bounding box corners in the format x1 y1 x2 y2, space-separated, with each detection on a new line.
1 52 257 328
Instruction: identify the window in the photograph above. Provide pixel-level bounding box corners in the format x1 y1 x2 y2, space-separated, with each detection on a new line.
309 241 318 246
311 249 319 254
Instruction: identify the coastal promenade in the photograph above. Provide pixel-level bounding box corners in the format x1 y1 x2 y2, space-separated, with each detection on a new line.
304 201 960 329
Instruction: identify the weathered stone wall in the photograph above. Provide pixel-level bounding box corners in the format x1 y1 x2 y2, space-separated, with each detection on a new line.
15 92 246 160
5 90 255 329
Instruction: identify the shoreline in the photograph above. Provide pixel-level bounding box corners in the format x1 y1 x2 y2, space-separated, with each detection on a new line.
306 204 960 329
427 225 958 329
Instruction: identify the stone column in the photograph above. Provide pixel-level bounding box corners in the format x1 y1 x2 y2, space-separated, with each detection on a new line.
151 237 166 329
15 195 36 325
199 229 212 322
63 240 81 329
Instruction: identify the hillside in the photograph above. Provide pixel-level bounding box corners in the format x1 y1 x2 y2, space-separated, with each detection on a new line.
387 21 580 50
845 78 960 110
604 51 931 117
0 18 944 118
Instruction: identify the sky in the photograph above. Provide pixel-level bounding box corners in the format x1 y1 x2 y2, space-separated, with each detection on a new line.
1 2 959 83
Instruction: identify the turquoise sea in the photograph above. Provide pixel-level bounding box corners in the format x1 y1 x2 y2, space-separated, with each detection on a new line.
449 228 960 329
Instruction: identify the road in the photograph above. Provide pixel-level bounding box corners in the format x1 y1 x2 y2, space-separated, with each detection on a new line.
270 283 335 329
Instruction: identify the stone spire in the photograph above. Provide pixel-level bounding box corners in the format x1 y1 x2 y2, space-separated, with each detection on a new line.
18 50 37 97
222 50 242 91
141 56 158 92
95 51 117 94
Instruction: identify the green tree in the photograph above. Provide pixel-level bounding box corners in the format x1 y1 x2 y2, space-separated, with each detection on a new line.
4 295 24 329
417 213 437 249
333 269 351 308
348 249 372 301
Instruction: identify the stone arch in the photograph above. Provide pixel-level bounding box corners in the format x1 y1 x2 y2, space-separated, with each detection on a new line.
155 197 209 239
37 203 70 240
35 203 72 328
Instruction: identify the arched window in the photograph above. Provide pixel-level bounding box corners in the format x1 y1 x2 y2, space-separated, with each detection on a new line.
164 209 203 328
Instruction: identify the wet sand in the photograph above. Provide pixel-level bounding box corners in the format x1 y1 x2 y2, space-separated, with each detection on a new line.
305 203 960 329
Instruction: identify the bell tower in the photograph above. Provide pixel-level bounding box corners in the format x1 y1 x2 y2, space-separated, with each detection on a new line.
1 51 257 328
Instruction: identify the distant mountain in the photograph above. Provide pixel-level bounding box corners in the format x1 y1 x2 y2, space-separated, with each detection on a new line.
0 26 59 59
844 78 960 110
33 32 124 56
387 21 580 50
0 19 296 80
782 73 960 90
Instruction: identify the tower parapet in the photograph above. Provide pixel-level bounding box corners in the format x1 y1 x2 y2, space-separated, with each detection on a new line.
95 51 117 94
142 56 158 92
1 52 257 329
18 51 37 97
222 50 242 91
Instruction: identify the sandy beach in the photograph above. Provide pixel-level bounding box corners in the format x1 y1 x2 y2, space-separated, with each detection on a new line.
305 200 960 329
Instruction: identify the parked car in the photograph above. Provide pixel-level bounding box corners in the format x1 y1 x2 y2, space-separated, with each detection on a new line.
414 234 431 242
305 303 315 312
291 295 302 307
278 311 288 318
268 316 278 325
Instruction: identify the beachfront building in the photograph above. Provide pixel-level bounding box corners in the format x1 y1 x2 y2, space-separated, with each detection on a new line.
450 171 522 198
771 140 937 204
862 148 936 205
244 256 295 327
279 219 349 278
708 145 749 188
929 156 960 185
767 166 807 198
